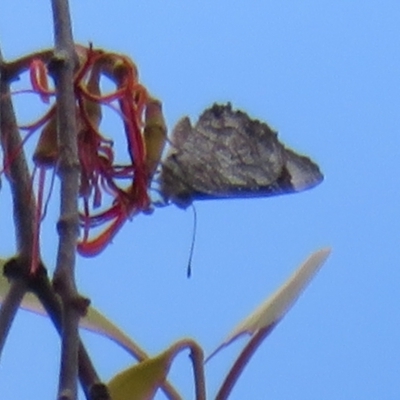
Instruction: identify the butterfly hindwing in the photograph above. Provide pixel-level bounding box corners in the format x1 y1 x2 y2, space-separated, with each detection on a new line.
160 103 323 208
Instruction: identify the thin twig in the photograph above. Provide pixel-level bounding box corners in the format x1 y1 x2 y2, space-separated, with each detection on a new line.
49 1 81 399
30 268 111 399
0 24 108 400
0 44 33 356
0 256 110 399
0 49 36 258
0 277 26 352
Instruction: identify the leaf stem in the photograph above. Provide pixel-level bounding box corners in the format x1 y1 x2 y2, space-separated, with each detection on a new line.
215 323 277 400
170 339 206 400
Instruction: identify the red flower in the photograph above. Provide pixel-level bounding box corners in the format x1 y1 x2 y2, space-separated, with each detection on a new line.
2 44 167 271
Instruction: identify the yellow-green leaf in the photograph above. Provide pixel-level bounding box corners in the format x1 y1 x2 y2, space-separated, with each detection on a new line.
208 247 331 359
0 259 182 398
108 347 177 400
0 258 146 360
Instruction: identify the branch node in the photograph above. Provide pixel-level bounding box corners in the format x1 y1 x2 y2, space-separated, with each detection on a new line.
73 295 90 316
48 50 68 72
57 160 81 173
58 388 74 400
56 214 80 236
89 383 112 400
2 258 24 280
52 276 89 316
48 50 78 82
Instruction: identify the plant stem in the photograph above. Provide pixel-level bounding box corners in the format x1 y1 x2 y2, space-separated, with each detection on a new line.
31 270 111 399
188 341 206 400
49 1 81 399
0 22 108 400
215 323 277 400
0 45 33 356
169 339 205 400
0 278 26 353
0 50 36 258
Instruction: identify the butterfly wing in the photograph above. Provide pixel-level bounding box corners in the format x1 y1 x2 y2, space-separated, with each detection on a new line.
159 104 323 208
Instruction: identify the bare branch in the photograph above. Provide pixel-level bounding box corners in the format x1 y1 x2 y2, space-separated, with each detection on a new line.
0 43 33 357
31 267 111 399
0 277 26 354
0 49 36 259
49 1 81 399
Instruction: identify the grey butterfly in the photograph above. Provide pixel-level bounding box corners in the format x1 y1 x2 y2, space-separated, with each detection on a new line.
159 103 323 208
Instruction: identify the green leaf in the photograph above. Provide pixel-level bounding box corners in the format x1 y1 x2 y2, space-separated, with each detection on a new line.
108 348 175 400
0 258 147 360
82 306 149 360
107 339 205 400
0 258 182 399
208 247 331 359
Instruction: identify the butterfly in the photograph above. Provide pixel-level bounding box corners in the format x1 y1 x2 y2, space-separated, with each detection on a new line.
159 103 323 208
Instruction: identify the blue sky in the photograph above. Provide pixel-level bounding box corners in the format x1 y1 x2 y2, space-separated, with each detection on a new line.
1 1 400 399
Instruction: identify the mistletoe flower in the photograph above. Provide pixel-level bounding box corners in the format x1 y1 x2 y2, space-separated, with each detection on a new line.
2 44 167 271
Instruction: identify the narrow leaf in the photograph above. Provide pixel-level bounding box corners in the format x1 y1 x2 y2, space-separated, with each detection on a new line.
108 348 175 400
0 259 182 399
0 258 146 359
208 247 331 360
108 339 205 400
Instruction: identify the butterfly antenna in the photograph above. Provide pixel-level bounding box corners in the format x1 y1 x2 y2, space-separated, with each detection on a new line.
187 204 197 278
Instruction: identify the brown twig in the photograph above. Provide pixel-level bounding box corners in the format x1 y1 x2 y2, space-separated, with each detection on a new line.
0 44 33 356
0 51 36 260
0 276 26 353
49 1 82 399
0 18 109 399
0 256 111 400
0 46 109 389
28 265 111 399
